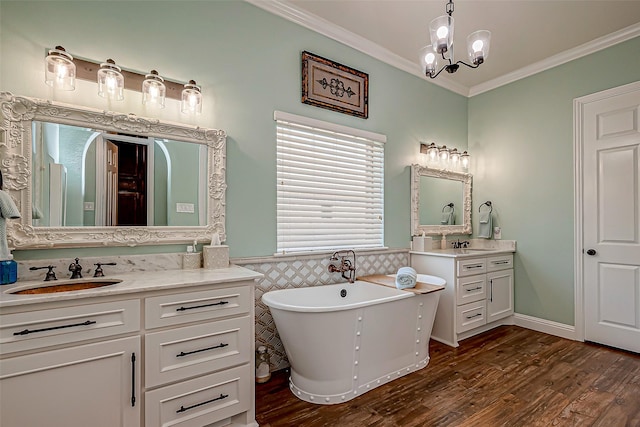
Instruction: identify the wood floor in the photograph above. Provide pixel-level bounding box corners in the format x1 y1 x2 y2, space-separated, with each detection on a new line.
255 326 640 427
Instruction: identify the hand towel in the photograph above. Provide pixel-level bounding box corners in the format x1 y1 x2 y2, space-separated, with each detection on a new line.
0 190 21 260
478 211 492 239
440 211 454 225
395 266 417 289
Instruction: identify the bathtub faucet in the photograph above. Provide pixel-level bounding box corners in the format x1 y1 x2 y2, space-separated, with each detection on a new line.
328 250 357 283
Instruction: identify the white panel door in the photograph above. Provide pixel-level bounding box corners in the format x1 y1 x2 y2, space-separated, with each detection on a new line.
582 82 640 353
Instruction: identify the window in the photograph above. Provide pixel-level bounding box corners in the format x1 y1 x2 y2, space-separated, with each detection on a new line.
275 111 385 254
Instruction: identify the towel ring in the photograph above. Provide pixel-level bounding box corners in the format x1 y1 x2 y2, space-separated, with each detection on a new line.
442 202 454 213
479 201 493 213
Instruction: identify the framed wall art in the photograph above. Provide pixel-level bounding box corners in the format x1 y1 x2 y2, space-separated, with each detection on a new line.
301 51 369 119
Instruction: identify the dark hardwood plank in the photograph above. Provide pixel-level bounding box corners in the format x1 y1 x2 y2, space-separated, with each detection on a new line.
256 326 640 427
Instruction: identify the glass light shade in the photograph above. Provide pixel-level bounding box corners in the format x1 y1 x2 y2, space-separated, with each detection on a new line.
97 59 124 100
450 148 460 167
45 46 76 91
426 142 439 160
439 145 450 162
467 30 491 65
429 15 454 54
142 70 166 108
419 45 438 77
181 80 202 115
460 151 470 169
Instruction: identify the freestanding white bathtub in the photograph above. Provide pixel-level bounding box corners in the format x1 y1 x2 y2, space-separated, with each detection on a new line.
262 275 445 404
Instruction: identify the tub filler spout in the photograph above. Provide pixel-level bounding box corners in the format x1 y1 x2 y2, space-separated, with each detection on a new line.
328 250 356 283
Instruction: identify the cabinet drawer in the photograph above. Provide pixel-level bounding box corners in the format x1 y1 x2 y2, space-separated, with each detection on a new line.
145 285 250 330
457 258 487 277
0 299 140 355
487 255 513 272
456 275 486 305
145 364 250 427
145 315 251 388
456 300 486 333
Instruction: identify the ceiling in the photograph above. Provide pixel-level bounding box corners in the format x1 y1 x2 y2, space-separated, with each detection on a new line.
249 0 640 96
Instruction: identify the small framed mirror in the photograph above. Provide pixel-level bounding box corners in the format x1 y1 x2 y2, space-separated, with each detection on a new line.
0 93 226 249
411 164 472 236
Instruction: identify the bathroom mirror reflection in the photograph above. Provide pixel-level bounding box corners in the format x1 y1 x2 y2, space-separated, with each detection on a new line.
32 121 207 227
411 164 472 236
0 93 226 249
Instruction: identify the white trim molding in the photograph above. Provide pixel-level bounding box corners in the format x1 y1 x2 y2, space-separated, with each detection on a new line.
470 23 640 96
514 313 577 341
246 0 640 98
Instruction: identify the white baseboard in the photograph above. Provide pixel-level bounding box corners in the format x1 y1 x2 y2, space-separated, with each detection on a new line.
514 313 577 341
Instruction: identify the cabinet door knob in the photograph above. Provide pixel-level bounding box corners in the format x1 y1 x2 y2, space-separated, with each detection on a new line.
586 249 597 256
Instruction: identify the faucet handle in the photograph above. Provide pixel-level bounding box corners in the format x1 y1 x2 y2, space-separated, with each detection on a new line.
29 265 57 281
94 262 117 278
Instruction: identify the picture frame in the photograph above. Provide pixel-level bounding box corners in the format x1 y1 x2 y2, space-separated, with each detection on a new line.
301 51 369 119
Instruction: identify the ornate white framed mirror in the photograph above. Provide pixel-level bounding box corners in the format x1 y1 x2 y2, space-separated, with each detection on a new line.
0 93 226 249
411 164 472 236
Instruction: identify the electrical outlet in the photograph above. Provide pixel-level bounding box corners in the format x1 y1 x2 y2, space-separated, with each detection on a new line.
494 226 502 240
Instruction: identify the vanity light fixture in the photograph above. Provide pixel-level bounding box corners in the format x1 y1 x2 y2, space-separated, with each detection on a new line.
43 47 199 111
142 70 166 108
181 80 202 115
420 142 469 171
419 0 491 79
44 46 76 91
97 59 125 101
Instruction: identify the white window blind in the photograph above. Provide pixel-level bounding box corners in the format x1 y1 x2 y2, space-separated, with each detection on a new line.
275 111 385 254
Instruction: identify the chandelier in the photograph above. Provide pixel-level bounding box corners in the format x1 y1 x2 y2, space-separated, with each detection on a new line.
419 0 491 79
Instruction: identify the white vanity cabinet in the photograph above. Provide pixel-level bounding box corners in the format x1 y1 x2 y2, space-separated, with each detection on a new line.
0 267 261 427
411 251 514 347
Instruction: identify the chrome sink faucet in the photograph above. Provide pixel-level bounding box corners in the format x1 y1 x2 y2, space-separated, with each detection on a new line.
68 257 83 279
328 250 357 283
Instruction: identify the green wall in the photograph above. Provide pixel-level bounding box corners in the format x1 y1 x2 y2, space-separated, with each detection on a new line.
468 37 640 325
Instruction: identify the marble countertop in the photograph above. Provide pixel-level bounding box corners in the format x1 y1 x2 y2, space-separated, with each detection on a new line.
410 248 515 258
409 239 517 258
0 265 263 308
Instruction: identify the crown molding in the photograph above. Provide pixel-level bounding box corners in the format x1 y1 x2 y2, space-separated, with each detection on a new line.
469 22 640 97
245 0 470 97
246 1 639 99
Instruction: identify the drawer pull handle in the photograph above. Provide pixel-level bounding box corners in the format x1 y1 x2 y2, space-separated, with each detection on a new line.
493 261 509 265
13 320 97 336
176 393 229 414
176 301 229 312
465 313 482 320
465 287 482 292
466 265 483 269
176 343 229 358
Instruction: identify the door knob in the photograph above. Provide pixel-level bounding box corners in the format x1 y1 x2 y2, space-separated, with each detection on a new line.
586 249 597 256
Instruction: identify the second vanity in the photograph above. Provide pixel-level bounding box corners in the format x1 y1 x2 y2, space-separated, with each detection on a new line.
410 242 515 347
0 265 262 427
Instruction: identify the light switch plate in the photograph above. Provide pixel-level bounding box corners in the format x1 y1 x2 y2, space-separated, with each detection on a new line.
493 226 502 240
83 202 95 211
176 202 195 213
